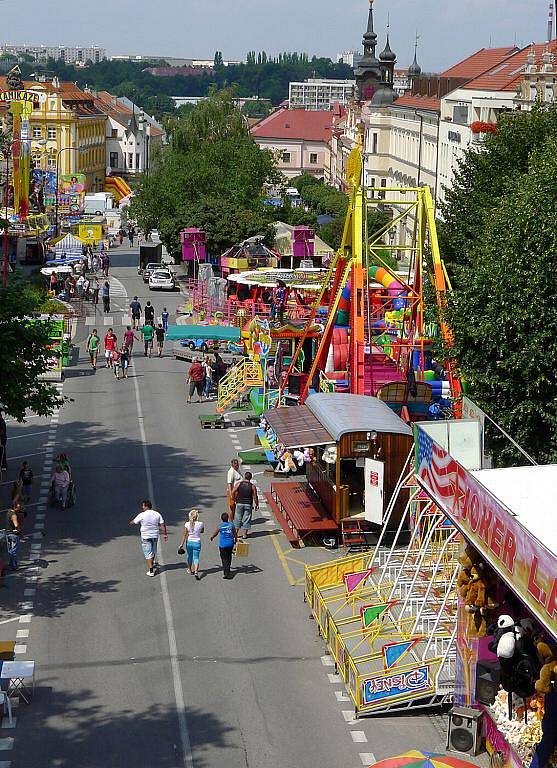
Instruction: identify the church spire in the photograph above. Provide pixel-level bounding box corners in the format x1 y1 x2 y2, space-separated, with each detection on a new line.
409 30 422 77
362 0 378 59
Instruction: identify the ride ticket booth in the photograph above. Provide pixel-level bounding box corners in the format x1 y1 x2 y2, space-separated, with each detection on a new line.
415 424 557 768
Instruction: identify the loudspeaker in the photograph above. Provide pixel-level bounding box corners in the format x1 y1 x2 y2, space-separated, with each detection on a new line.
447 706 483 756
288 373 309 396
475 660 501 705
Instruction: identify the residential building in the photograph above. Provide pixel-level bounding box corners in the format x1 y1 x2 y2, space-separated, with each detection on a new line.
289 79 355 110
251 107 342 179
337 51 362 68
393 69 411 95
0 43 106 64
91 91 164 178
437 41 557 204
0 76 107 191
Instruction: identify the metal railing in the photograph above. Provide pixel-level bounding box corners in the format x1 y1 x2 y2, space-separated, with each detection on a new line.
216 359 263 413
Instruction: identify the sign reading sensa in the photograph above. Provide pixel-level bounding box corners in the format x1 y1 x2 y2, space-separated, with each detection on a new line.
362 665 433 706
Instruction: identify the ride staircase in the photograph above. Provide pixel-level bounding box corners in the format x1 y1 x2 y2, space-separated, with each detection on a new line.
364 348 405 396
217 359 263 413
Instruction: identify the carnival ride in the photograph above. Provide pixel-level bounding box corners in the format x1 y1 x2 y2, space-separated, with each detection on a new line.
277 137 460 416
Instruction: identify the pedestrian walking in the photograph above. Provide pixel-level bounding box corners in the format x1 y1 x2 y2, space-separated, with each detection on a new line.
178 509 205 579
18 461 33 502
129 296 142 329
155 323 165 357
161 307 169 333
76 274 85 298
112 347 121 379
102 280 110 313
83 276 90 300
86 329 99 370
0 409 7 472
210 512 237 579
123 326 138 356
92 253 100 273
119 345 130 378
202 356 213 400
128 227 135 247
129 500 167 577
140 322 154 357
104 328 117 368
102 253 110 277
118 229 124 246
6 501 26 570
227 458 242 521
186 358 206 403
144 301 155 326
232 471 259 539
51 463 70 509
92 277 100 307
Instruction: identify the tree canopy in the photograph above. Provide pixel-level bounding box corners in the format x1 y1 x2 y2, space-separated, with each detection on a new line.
0 281 65 421
130 90 280 258
442 106 557 463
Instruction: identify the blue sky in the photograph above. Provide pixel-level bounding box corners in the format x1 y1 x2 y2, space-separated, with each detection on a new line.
0 0 550 71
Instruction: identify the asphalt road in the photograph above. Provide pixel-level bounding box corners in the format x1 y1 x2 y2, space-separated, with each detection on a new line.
4 248 446 768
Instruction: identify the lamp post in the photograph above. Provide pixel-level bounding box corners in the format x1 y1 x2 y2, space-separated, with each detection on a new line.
54 146 81 237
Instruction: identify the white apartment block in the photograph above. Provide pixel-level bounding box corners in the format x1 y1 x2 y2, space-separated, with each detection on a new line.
337 51 362 68
289 79 355 110
0 43 106 64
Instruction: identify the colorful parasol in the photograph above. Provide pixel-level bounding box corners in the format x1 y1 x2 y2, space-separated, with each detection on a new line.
368 751 480 768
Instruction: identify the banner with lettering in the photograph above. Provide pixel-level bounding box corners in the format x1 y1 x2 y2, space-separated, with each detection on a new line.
415 425 557 640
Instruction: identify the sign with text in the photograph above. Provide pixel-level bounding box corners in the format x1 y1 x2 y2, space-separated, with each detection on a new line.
364 458 384 525
361 660 439 708
415 426 557 639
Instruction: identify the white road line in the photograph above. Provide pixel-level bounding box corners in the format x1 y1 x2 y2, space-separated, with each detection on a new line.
0 738 14 750
342 710 356 722
8 452 45 461
1 717 16 729
328 673 342 683
335 690 351 702
18 616 31 624
0 618 20 626
13 645 26 655
236 426 257 432
15 630 29 640
359 754 376 765
321 655 335 666
6 431 50 441
103 317 114 326
132 358 193 768
350 731 368 743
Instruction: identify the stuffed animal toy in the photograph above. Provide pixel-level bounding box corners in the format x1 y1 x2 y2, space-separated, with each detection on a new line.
535 641 557 695
461 565 499 635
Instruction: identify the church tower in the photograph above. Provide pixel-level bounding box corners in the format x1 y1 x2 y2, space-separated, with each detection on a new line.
354 1 396 105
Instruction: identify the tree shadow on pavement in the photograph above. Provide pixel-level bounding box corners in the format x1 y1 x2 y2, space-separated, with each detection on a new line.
14 686 234 768
27 569 119 619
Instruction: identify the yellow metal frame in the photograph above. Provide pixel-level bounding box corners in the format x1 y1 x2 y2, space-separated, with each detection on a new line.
217 358 263 413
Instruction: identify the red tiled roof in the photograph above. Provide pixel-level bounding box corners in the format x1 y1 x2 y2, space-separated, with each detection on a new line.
251 108 337 143
463 41 557 91
440 46 518 80
393 94 440 112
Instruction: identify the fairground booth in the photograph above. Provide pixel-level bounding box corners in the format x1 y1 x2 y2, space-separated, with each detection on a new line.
264 393 413 545
415 425 557 768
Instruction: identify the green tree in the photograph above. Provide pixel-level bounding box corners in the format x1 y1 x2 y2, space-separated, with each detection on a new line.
0 281 64 421
446 130 557 464
130 90 280 260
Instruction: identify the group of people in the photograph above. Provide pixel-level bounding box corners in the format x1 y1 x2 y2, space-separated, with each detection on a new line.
185 354 227 404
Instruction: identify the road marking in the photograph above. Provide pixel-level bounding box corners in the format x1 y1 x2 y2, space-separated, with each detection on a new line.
8 452 44 461
1 718 16 730
328 673 342 683
13 645 26 655
321 655 335 666
103 317 114 326
342 710 356 722
6 431 50 441
132 357 193 768
351 731 368 743
270 531 298 586
360 754 376 765
15 630 29 640
0 738 14 750
0 618 20 627
335 690 351 701
18 616 31 625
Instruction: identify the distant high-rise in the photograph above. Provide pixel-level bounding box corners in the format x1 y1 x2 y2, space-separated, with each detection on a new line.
0 43 106 64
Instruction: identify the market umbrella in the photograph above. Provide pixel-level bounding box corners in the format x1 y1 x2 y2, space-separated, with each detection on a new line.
367 751 480 768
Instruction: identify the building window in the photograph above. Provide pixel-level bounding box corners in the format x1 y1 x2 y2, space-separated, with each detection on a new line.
47 126 56 140
282 151 291 163
379 178 387 200
32 126 42 139
111 128 118 138
309 153 318 164
136 153 140 170
110 151 118 169
452 105 469 126
371 132 378 153
47 158 56 170
128 152 133 168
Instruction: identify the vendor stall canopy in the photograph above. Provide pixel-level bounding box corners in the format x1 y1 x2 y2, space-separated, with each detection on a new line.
305 393 413 440
165 325 241 342
262 405 333 449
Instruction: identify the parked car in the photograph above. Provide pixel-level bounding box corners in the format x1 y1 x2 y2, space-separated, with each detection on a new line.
179 338 220 353
142 262 162 282
148 269 176 291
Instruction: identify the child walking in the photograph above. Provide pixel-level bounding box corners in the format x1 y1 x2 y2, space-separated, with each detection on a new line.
19 461 33 502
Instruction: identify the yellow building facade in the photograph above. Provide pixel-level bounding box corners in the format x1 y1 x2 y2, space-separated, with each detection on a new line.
0 77 107 192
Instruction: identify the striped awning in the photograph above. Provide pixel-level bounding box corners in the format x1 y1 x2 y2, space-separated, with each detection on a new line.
262 405 333 449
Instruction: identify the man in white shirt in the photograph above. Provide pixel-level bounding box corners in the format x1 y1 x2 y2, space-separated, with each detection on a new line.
129 499 168 577
226 459 242 521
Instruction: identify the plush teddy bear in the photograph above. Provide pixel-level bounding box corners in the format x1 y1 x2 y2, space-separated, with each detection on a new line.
462 565 500 635
535 641 557 694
